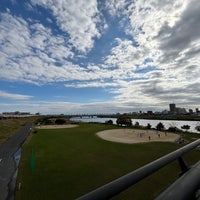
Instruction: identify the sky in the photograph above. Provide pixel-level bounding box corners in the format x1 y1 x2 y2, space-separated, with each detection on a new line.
0 0 200 114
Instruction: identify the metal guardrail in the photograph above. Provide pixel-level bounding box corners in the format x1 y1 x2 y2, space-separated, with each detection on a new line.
155 160 200 200
77 139 200 200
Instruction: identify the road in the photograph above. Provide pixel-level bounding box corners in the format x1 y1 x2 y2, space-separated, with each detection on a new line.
0 123 32 200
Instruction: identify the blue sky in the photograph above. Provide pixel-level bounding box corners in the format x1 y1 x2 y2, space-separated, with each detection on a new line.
0 0 200 114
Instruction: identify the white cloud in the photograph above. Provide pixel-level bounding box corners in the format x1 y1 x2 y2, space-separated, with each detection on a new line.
0 90 33 100
105 0 130 17
0 99 148 114
1 0 200 113
31 0 103 53
64 80 118 88
104 38 146 69
100 0 200 109
0 12 81 84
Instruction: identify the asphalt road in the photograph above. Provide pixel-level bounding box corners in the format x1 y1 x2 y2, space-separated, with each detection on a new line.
0 123 32 200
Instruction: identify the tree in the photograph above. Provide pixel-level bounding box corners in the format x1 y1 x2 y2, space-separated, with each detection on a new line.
168 126 177 132
55 118 66 125
135 121 140 127
195 125 200 132
116 116 132 127
146 123 152 129
105 120 113 125
181 125 190 131
43 118 53 125
156 122 165 131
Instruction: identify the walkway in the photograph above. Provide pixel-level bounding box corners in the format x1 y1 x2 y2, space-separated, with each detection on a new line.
0 123 32 200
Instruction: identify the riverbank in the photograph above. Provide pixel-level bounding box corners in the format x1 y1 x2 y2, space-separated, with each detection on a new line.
96 114 200 121
71 117 200 134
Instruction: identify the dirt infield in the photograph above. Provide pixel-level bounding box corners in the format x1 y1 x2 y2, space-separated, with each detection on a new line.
36 124 79 129
96 129 180 144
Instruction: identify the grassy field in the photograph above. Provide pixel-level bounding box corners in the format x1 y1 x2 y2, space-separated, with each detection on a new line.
0 117 39 145
15 123 200 200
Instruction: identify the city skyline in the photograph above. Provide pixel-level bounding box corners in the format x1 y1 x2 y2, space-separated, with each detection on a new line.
1 103 199 116
0 0 200 114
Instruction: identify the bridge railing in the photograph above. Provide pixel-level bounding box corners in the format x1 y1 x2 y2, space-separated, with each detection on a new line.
77 139 200 200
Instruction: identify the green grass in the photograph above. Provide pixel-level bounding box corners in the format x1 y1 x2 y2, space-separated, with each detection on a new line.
15 123 200 200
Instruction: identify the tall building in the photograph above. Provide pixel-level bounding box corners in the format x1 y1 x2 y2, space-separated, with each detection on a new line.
169 103 187 114
169 103 176 113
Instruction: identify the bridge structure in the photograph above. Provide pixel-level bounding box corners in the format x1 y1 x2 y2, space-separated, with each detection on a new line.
77 139 200 200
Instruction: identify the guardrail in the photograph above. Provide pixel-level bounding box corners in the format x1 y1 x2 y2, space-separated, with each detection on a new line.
77 139 200 200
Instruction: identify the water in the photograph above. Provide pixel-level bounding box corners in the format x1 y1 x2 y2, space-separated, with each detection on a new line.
71 117 200 134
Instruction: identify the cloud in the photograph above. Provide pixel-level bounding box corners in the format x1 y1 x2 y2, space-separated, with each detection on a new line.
0 90 33 100
1 0 200 113
31 0 103 53
0 12 84 84
0 12 110 85
156 0 200 63
100 0 200 109
104 0 131 17
0 99 150 114
64 80 118 88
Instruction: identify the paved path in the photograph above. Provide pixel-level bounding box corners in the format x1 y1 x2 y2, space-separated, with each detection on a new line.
0 123 32 200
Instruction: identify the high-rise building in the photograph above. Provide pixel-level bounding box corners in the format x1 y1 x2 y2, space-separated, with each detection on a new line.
169 103 176 113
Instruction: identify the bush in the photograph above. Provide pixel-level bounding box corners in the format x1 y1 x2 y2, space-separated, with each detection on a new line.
43 119 54 125
181 125 190 130
135 121 140 127
167 126 181 132
105 120 113 125
55 118 66 125
195 126 200 132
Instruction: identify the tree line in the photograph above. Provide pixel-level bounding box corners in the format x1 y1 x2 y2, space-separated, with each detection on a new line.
114 115 200 133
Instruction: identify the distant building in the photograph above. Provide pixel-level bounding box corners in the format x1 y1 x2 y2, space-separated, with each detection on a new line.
169 103 176 113
169 103 187 114
2 111 30 116
161 110 169 115
147 111 153 115
175 107 187 114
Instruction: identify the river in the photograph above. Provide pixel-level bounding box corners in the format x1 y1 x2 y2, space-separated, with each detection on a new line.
71 117 200 134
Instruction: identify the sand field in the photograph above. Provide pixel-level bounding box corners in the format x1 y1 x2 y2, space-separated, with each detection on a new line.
36 124 79 129
96 129 180 144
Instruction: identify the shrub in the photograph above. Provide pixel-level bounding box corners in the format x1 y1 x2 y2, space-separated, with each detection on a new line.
135 121 140 127
168 126 181 132
195 126 200 132
105 120 113 125
55 118 66 125
181 125 190 130
43 119 54 125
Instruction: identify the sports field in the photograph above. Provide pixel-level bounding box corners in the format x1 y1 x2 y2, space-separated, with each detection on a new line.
15 123 200 200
